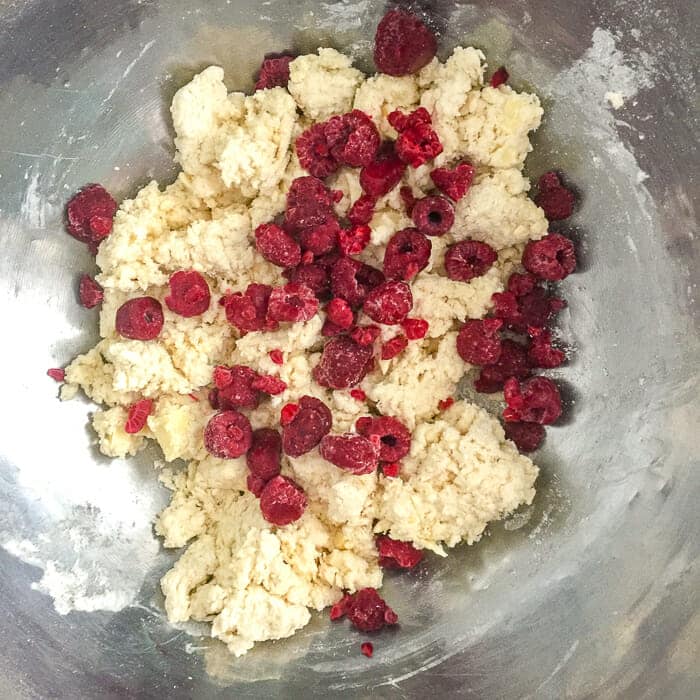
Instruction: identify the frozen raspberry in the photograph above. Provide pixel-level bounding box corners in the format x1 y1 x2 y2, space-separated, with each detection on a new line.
386 106 429 133
314 336 374 389
374 9 437 76
388 108 443 167
438 397 455 411
78 274 103 309
223 283 277 333
363 281 413 325
348 195 376 226
381 462 401 477
507 272 538 297
401 318 428 340
522 233 576 281
255 223 302 268
204 410 253 459
492 288 565 333
285 263 330 300
298 216 340 256
444 240 497 282
331 257 385 308
356 415 411 462
66 184 117 247
165 270 211 317
456 318 504 366
350 388 366 401
246 428 282 482
430 162 475 201
503 376 562 425
325 110 381 167
320 433 380 475
360 642 374 658
527 327 566 368
326 297 354 330
345 588 398 632
411 196 455 236
338 225 371 256
280 402 300 427
47 368 65 382
267 283 319 323
247 474 268 498
504 421 545 453
269 349 284 365
322 319 347 336
259 475 307 526
360 145 406 198
399 186 417 215
349 324 381 347
282 395 332 457
376 535 423 569
535 171 576 221
124 398 153 434
255 53 294 90
296 124 338 179
115 297 164 340
285 176 338 233
215 365 260 410
383 228 431 281
490 66 509 88
251 374 287 395
474 339 531 393
380 335 408 360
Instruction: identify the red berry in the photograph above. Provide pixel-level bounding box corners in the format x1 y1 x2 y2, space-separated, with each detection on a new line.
282 395 333 457
381 462 401 477
456 318 504 365
326 297 355 330
246 428 282 482
438 397 454 411
251 373 287 395
388 108 443 167
330 593 352 621
376 535 423 569
255 223 302 268
47 368 65 382
314 336 374 389
401 317 428 340
430 162 475 201
383 228 431 281
503 376 562 425
338 225 371 256
504 421 545 452
255 53 294 90
492 288 565 333
528 327 566 368
269 349 284 365
359 144 406 198
330 257 385 308
259 475 307 526
399 186 417 215
280 403 300 426
343 588 398 632
380 335 408 360
411 195 455 236
285 176 338 233
78 274 103 309
320 433 380 475
360 642 374 658
298 215 340 256
522 233 576 281
322 319 347 337
363 280 413 325
349 324 381 347
350 388 366 401
348 195 376 226
115 297 164 340
535 171 576 221
285 263 330 300
444 240 497 282
124 398 153 434
66 184 117 247
247 473 268 497
374 9 437 76
356 415 411 462
474 339 531 393
165 270 211 317
490 66 509 88
222 283 278 333
204 410 253 458
296 124 338 179
267 283 319 323
324 110 381 168
507 272 538 297
216 365 260 410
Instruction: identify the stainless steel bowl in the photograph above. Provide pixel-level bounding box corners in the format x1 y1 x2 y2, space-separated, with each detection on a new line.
1 1 698 697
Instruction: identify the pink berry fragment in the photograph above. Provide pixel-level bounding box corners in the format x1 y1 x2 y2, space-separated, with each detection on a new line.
535 171 576 221
267 283 319 323
350 388 366 401
269 349 284 365
66 184 117 249
381 462 401 477
401 318 428 340
125 398 154 434
246 428 282 483
376 535 423 569
115 297 164 340
331 257 385 308
381 335 408 360
522 233 576 281
204 410 253 459
444 240 497 282
259 475 307 526
282 395 332 457
165 270 211 317
360 144 406 198
438 397 454 411
333 587 398 632
338 225 371 256
348 195 376 226
383 228 431 281
363 280 413 325
320 433 380 475
411 195 455 236
285 263 330 300
356 415 411 462
527 327 566 368
374 9 437 76
490 66 509 88
255 54 294 90
503 376 562 425
280 402 300 427
326 297 354 330
251 373 287 395
47 368 65 382
430 162 476 201
215 365 260 410
255 223 302 268
350 324 381 347
456 318 504 366
314 336 374 389
223 283 278 334
78 274 104 309
285 176 338 234
504 421 545 453
360 642 374 658
388 107 443 168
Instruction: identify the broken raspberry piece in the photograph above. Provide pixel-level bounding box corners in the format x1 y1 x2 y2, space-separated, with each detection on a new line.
326 297 354 330
267 283 319 323
383 228 431 281
314 336 374 389
78 274 103 309
115 297 164 340
535 171 576 221
285 263 330 300
255 53 294 90
125 398 153 434
438 397 454 411
246 428 282 482
47 368 65 382
269 349 284 365
388 108 443 167
363 281 413 325
350 388 366 401
216 365 260 410
255 223 302 268
401 318 428 340
349 324 381 347
411 195 455 236
343 588 398 632
251 374 287 395
503 376 562 425
359 145 406 198
259 475 307 526
490 66 509 88
247 474 268 498
430 162 475 201
522 233 577 281
456 318 504 366
282 395 332 457
338 224 371 256
474 339 531 393
320 433 380 475
381 462 401 477
325 110 381 167
66 184 117 247
322 319 347 336
165 270 211 317
380 335 408 360
356 415 411 462
223 283 277 333
360 642 374 658
348 195 376 226
376 535 423 569
504 421 545 453
330 593 352 620
296 124 338 179
507 272 539 297
374 9 437 76
280 402 300 427
528 327 566 368
285 176 338 233
399 186 417 215
299 216 340 256
204 410 253 459
492 288 565 333
444 240 497 282
330 257 385 308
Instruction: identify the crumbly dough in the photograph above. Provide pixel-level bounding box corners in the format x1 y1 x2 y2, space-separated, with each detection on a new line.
63 46 545 655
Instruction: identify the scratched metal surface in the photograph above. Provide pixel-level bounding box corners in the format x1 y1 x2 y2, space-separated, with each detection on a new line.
0 0 698 698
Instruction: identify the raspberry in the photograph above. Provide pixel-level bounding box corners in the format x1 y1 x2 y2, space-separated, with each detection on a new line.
215 365 260 410
507 272 538 297
349 324 381 347
356 415 411 462
259 475 307 526
165 270 211 317
280 403 300 426
338 225 371 256
388 108 443 167
331 257 385 308
381 462 401 477
504 421 545 453
399 186 417 215
284 264 330 300
246 428 282 482
348 195 376 226
381 335 408 360
251 374 287 395
330 594 352 620
320 433 380 475
411 196 455 236
430 163 475 201
343 588 398 632
124 398 153 434
269 349 284 365
522 233 576 281
285 177 338 233
360 642 374 658
322 319 347 336
255 53 294 90
444 240 497 281
326 297 354 330
298 216 340 256
325 110 381 167
255 223 302 268
492 288 565 333
456 318 504 365
535 171 576 221
490 66 509 88
115 297 164 340
360 145 406 198
374 9 437 76
350 388 366 401
66 184 117 247
296 124 338 179
267 283 319 323
401 318 428 340
282 395 332 457
376 535 423 569
247 474 268 498
363 280 413 325
438 397 454 411
527 327 566 368
503 376 562 425
78 274 103 309
474 339 531 393
314 336 374 389
222 283 277 333
47 368 65 382
204 410 253 458
383 228 431 281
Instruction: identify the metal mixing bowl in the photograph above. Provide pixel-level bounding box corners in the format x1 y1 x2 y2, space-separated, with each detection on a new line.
1 1 698 697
